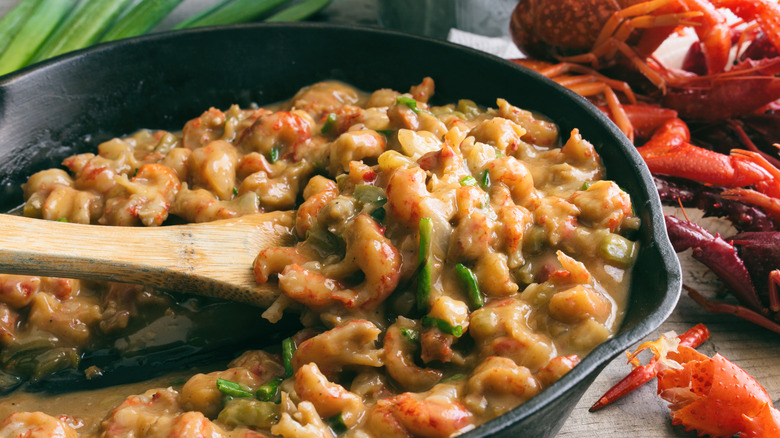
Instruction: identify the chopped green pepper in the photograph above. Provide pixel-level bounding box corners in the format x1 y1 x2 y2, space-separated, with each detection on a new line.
455 263 484 309
422 316 464 337
216 378 254 398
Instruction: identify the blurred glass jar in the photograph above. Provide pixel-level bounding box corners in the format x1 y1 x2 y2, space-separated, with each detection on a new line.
377 0 517 39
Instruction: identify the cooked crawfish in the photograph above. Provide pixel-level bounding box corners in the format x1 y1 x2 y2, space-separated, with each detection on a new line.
510 0 780 121
596 327 780 436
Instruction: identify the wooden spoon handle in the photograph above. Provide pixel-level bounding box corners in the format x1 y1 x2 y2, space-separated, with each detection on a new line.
0 212 295 306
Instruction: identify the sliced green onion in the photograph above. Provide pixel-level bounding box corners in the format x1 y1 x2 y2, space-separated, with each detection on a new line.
422 316 463 337
377 129 394 137
0 0 75 76
416 217 433 312
57 217 68 222
0 0 39 55
30 0 133 63
100 0 185 42
216 378 254 398
455 263 483 309
479 169 490 189
232 186 239 196
327 412 348 434
459 175 477 187
581 181 592 190
369 206 386 223
174 0 289 29
600 233 636 267
353 185 386 205
282 337 295 378
255 377 282 401
442 373 466 383
269 146 280 163
321 112 337 134
400 328 420 344
396 96 421 113
265 0 332 22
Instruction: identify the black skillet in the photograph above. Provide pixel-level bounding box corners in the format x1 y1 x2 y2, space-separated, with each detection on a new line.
0 23 681 437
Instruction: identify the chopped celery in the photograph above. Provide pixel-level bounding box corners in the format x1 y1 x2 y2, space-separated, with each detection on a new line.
353 185 386 205
600 233 636 267
456 99 481 119
266 0 332 22
216 378 254 398
218 398 279 429
455 263 483 309
422 316 463 337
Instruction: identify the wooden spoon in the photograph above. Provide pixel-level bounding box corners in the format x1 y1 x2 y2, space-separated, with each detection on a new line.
0 211 296 307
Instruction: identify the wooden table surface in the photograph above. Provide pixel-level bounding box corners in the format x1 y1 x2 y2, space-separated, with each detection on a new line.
2 0 779 436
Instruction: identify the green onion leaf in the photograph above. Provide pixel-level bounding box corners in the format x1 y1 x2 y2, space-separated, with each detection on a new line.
216 378 254 398
30 0 133 64
232 186 239 196
455 263 483 309
422 316 463 337
174 0 289 29
58 217 68 222
265 0 332 22
0 0 39 55
417 217 432 266
416 217 433 312
400 328 420 344
282 337 295 378
100 0 185 42
581 181 592 190
0 0 76 76
459 176 477 187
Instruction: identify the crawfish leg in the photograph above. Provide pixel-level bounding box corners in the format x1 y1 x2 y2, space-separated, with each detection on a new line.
588 323 710 411
687 286 780 334
770 270 780 313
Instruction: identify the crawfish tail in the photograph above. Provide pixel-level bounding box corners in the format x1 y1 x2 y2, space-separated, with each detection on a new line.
664 215 764 312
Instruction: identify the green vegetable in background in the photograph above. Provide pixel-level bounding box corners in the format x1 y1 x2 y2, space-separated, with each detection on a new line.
266 0 332 22
0 0 74 76
174 0 289 29
30 0 133 63
0 0 38 54
101 0 185 42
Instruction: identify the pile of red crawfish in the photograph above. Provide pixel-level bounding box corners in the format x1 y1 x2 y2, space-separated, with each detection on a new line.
510 0 780 332
508 0 780 435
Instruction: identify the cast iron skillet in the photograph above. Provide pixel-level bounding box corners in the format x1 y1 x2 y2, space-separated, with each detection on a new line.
0 23 681 438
